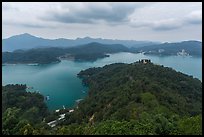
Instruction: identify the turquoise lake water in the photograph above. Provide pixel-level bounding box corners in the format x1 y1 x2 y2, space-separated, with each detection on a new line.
2 52 202 110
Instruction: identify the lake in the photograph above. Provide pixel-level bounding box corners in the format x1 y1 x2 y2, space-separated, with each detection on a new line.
2 52 202 110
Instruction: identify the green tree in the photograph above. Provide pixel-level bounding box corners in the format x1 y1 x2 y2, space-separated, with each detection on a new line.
19 123 34 135
2 107 21 135
177 115 202 135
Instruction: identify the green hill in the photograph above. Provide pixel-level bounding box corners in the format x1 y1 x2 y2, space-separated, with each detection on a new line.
58 61 202 135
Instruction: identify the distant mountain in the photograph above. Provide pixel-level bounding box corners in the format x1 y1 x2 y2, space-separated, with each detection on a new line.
2 33 73 52
2 42 129 64
74 37 160 48
67 42 130 61
69 42 129 54
2 33 158 52
131 41 202 57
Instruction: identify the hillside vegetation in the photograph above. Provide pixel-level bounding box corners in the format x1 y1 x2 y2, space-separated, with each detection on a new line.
2 84 50 135
59 62 202 135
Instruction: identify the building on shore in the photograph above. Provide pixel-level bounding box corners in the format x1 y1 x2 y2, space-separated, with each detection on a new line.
139 59 151 64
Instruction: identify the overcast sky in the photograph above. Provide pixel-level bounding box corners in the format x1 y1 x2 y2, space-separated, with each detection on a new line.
2 2 202 42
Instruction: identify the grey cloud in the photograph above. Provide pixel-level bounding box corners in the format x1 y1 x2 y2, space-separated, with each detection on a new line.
3 21 56 29
130 20 152 28
21 24 54 28
184 10 202 25
152 25 181 31
40 3 138 24
130 19 182 31
152 19 182 31
130 10 202 31
187 19 202 24
185 18 202 25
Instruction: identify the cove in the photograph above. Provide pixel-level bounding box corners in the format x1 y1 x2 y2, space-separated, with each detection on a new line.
2 52 202 110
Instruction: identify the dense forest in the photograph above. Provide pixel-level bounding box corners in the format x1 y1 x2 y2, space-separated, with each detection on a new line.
2 62 202 135
62 61 202 135
2 84 51 135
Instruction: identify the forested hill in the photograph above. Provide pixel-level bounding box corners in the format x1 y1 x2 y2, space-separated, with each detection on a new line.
60 61 201 135
2 42 129 64
77 62 202 117
67 42 129 61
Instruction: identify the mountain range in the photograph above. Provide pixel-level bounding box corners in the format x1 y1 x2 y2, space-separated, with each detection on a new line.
2 33 202 64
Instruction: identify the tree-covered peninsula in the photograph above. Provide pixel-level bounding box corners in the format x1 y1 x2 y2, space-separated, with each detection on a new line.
65 61 202 135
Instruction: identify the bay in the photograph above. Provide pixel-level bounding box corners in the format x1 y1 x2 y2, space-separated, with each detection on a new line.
2 52 202 110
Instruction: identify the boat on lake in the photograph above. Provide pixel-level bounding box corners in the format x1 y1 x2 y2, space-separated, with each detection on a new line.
45 95 50 101
26 86 34 89
27 63 39 66
75 99 83 103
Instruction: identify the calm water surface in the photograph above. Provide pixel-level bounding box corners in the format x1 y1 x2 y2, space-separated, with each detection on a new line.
2 52 202 110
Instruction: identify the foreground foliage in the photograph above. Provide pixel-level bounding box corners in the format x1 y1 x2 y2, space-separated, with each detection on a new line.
2 84 51 135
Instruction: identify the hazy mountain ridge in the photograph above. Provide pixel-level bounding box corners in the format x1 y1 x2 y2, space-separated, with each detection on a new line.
2 33 158 52
131 41 202 57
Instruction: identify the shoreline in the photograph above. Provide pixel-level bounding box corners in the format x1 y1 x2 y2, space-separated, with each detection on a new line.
2 60 61 66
